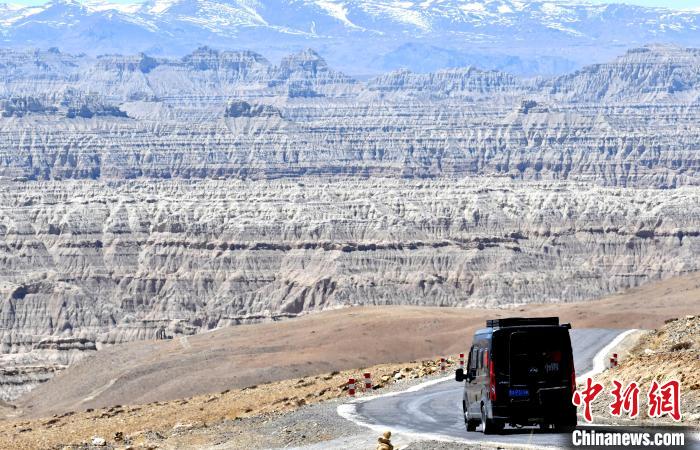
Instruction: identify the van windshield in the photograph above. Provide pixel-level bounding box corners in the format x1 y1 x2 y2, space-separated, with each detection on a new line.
492 327 572 382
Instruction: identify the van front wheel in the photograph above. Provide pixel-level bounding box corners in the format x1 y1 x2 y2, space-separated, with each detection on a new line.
480 405 503 435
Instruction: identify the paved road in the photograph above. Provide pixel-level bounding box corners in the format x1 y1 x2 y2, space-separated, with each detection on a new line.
350 329 626 447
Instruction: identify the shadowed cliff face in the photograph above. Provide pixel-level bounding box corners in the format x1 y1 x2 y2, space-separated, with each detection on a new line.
1 178 700 399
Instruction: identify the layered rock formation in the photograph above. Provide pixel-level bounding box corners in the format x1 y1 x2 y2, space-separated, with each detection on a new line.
0 45 699 187
547 45 700 103
2 44 700 399
2 178 700 398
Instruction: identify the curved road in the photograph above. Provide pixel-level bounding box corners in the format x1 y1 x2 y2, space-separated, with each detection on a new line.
343 329 628 447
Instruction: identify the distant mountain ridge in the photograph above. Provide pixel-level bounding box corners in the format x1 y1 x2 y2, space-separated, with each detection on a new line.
2 0 700 75
1 43 698 104
1 43 700 187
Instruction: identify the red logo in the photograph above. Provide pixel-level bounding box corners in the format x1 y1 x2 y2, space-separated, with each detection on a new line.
609 380 640 418
648 380 682 421
573 378 683 422
572 377 604 422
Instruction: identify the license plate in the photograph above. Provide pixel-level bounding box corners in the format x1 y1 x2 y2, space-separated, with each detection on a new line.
509 388 530 397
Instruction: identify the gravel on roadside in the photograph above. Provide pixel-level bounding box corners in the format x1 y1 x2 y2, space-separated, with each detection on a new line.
201 370 456 449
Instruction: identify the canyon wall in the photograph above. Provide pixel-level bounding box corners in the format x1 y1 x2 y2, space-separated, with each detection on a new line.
0 45 698 187
2 44 700 398
2 178 699 398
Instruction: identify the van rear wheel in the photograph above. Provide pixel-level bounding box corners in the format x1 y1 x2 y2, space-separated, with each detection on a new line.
463 401 478 431
480 404 503 435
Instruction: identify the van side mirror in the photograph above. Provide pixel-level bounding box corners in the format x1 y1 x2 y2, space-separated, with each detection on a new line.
455 368 464 382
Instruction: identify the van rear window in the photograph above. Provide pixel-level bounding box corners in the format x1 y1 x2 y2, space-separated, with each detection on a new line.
492 328 572 378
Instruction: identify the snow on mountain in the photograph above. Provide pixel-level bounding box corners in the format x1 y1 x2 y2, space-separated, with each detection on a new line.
0 0 700 76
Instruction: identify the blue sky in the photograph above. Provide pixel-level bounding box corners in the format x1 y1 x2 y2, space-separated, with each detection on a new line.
8 0 700 8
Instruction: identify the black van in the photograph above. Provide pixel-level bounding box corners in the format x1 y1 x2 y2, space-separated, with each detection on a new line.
455 317 577 434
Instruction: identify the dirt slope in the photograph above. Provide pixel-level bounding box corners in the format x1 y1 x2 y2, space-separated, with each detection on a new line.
8 272 700 420
593 315 700 424
0 356 469 450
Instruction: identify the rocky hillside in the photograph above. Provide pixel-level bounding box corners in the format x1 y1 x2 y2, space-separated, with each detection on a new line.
594 315 700 425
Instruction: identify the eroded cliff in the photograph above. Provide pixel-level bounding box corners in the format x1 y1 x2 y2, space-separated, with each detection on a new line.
0 45 699 187
2 44 700 399
1 178 699 398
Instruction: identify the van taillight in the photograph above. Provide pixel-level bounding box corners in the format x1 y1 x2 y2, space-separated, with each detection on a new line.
489 357 496 401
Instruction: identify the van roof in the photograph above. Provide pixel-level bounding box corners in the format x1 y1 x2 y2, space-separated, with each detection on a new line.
486 317 560 328
474 317 570 337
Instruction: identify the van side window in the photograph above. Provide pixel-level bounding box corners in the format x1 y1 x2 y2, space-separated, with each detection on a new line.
470 347 478 370
477 349 483 370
